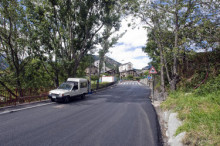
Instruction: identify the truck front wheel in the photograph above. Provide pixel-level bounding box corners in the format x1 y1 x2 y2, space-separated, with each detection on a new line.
81 94 85 99
64 96 70 103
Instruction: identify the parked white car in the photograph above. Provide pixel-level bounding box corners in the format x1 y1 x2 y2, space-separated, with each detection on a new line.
48 78 89 103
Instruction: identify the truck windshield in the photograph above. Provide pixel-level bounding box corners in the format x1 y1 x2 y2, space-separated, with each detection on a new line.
58 83 73 90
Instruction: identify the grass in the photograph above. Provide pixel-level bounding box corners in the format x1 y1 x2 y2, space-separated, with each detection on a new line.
161 90 220 145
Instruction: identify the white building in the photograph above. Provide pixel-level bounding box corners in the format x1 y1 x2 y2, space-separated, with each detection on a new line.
119 62 133 73
94 60 106 73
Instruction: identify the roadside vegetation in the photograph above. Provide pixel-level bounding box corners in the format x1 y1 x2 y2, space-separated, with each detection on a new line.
1 0 219 143
128 0 220 145
0 0 123 98
162 74 220 145
121 0 220 145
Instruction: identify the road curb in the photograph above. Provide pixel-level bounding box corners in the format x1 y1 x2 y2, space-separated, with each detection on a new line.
0 102 54 115
0 100 51 115
0 99 50 110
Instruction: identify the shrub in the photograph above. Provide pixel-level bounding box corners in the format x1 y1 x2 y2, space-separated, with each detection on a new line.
195 74 220 96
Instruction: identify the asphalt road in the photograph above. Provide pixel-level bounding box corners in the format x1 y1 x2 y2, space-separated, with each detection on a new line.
0 81 162 146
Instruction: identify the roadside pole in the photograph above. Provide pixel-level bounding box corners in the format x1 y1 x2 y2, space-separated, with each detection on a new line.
89 62 91 93
88 54 92 94
152 75 154 102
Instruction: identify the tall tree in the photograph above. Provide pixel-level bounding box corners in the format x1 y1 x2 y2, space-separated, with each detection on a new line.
131 0 219 92
127 0 169 96
96 1 124 89
0 0 31 97
24 0 123 87
96 25 122 89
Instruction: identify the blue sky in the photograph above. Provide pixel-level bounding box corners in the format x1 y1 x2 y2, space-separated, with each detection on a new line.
106 16 151 69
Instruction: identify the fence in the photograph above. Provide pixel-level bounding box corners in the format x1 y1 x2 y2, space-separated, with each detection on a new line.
0 87 53 107
0 82 117 107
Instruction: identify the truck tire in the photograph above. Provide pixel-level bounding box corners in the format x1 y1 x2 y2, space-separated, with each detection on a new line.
64 96 70 103
51 98 55 102
81 94 85 99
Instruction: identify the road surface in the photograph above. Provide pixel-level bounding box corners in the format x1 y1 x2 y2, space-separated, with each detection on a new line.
0 81 162 146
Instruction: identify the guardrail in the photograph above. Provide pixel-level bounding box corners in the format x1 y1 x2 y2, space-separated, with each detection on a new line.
0 88 53 107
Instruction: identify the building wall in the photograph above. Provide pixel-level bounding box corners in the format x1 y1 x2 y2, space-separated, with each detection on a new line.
119 62 133 72
120 70 139 78
85 66 98 76
105 69 117 76
101 76 117 82
94 60 106 73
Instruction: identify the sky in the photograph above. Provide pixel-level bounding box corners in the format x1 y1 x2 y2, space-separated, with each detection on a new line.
105 16 151 70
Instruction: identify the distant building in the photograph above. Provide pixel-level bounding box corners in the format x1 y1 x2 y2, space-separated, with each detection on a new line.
120 69 140 78
135 69 142 76
105 69 117 76
119 62 140 78
119 62 133 73
94 60 107 73
85 65 98 76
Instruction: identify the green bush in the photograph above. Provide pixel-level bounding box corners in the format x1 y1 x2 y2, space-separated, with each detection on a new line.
162 74 220 145
195 74 220 96
127 75 133 80
91 75 99 81
134 77 141 81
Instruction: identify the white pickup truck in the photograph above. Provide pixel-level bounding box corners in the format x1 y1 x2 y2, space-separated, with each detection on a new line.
48 78 89 103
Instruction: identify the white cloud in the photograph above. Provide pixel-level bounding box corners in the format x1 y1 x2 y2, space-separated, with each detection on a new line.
106 16 151 69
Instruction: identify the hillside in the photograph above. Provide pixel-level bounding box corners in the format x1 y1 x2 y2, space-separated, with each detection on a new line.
161 51 220 145
92 55 121 69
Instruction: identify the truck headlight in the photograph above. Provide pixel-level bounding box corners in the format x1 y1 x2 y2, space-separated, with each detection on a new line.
59 94 64 97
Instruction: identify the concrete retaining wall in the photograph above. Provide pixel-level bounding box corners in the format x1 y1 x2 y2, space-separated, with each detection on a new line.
141 79 186 146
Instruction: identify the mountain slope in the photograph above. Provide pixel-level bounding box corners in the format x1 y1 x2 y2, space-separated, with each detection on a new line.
92 55 121 69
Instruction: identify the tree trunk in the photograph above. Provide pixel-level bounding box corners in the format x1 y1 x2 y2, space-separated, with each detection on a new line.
16 77 22 97
171 1 179 91
96 58 104 90
159 44 165 99
0 80 17 98
71 58 81 77
163 53 171 84
182 48 186 77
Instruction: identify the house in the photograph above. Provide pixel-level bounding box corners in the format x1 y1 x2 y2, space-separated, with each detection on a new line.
119 62 140 78
105 69 117 76
85 65 98 76
119 62 133 72
120 69 140 78
94 60 107 73
135 69 142 76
